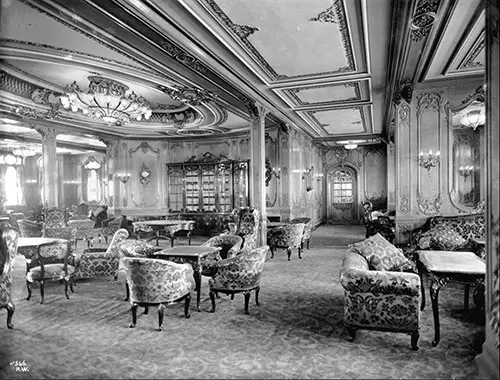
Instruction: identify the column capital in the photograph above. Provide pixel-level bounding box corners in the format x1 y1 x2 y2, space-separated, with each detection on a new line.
35 126 58 140
393 79 414 105
244 98 268 120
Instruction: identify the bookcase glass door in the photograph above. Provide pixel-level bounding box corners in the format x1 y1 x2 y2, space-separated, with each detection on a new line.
201 165 216 211
218 163 232 212
185 165 200 211
233 161 249 208
167 166 184 212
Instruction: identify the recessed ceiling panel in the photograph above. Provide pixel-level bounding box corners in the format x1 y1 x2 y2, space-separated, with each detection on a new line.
276 79 370 107
302 107 368 135
203 0 358 79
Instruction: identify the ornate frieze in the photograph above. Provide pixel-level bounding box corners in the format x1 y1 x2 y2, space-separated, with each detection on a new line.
129 142 160 158
459 31 486 70
159 40 208 73
310 3 339 23
147 109 199 126
416 91 442 116
158 85 217 106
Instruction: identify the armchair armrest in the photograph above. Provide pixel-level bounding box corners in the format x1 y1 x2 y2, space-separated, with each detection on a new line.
340 268 421 296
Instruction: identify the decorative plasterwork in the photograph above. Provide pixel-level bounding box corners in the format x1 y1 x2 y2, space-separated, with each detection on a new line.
128 141 159 158
397 102 410 128
417 193 442 215
284 82 362 107
306 106 367 134
147 109 199 126
158 85 217 106
309 4 339 23
458 30 486 70
399 193 410 214
410 0 441 42
159 40 208 73
200 0 354 79
416 91 442 116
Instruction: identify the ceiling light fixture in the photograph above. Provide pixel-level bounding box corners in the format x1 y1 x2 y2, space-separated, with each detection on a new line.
12 146 36 159
344 141 358 150
60 76 152 125
461 109 485 130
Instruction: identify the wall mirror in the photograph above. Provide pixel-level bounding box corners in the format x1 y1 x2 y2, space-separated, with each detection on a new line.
448 85 485 212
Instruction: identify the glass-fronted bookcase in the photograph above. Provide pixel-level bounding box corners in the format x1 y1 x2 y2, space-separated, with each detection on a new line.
166 156 250 213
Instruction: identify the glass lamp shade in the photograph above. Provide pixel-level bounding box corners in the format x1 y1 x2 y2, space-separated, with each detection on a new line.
461 110 485 130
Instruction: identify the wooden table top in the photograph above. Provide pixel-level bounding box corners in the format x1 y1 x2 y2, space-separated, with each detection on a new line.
418 250 485 275
133 220 194 226
155 245 221 258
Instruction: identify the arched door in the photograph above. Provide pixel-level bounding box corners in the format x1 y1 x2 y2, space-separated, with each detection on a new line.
327 166 358 224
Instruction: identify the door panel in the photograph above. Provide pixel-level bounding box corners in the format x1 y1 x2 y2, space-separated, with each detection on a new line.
327 167 358 224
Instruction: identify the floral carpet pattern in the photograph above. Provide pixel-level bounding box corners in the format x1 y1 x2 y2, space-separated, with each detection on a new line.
0 225 485 379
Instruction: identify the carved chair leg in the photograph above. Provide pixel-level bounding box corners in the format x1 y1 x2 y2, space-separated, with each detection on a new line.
244 291 250 315
464 284 471 312
6 302 15 329
129 303 138 328
64 279 70 299
255 287 260 306
143 306 149 315
270 247 274 259
124 282 130 301
411 331 420 351
307 239 310 250
26 280 32 301
69 278 74 293
346 324 356 342
287 248 292 261
231 294 234 300
158 303 165 331
184 293 191 318
39 280 45 304
298 247 302 259
209 290 216 313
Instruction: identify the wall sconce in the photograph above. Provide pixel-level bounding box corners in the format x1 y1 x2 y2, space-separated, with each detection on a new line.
418 150 440 174
459 165 474 178
265 158 280 187
115 172 131 184
302 166 314 192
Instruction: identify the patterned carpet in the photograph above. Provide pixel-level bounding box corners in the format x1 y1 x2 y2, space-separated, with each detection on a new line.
0 225 485 379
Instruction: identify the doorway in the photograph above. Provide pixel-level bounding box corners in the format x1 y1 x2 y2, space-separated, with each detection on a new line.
327 166 358 224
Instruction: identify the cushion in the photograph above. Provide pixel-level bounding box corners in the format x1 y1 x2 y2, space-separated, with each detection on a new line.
428 224 467 251
351 233 410 272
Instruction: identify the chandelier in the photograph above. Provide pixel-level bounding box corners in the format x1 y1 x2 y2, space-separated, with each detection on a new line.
12 146 36 159
60 76 152 125
344 141 358 150
461 109 485 130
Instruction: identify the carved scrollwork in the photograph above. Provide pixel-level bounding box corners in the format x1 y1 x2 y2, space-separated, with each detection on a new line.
399 194 410 214
417 193 442 215
128 142 160 158
139 163 152 186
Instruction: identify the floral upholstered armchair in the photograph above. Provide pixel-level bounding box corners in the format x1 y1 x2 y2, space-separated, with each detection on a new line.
68 219 98 248
340 241 421 350
122 257 192 331
18 219 43 237
228 207 260 251
0 222 19 329
117 239 164 301
73 228 129 281
200 234 243 277
290 217 313 250
268 223 305 260
209 245 269 314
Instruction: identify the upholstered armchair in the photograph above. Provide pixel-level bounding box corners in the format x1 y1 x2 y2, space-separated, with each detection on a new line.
18 219 43 237
290 217 313 250
101 216 125 244
117 239 164 301
0 223 19 329
71 202 90 220
43 207 68 228
268 223 305 260
209 245 269 314
43 226 77 250
339 249 421 350
122 257 192 331
73 228 129 281
68 219 97 248
200 234 243 277
26 240 75 304
229 207 260 251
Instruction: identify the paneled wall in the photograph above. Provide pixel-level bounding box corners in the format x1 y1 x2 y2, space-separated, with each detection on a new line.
394 78 485 244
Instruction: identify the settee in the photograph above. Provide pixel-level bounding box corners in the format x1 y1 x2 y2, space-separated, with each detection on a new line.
412 213 485 258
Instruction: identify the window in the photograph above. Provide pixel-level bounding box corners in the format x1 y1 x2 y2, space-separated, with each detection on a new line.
5 166 22 206
87 169 100 202
333 169 353 204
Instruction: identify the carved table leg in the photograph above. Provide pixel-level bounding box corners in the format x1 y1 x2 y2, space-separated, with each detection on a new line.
430 275 448 347
417 259 426 311
244 291 250 315
158 303 165 331
255 287 260 306
129 303 138 328
192 260 202 312
6 302 15 329
184 294 191 318
209 290 216 313
411 331 420 351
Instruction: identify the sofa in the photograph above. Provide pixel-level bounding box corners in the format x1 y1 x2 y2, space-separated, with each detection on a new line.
340 233 422 350
412 213 485 258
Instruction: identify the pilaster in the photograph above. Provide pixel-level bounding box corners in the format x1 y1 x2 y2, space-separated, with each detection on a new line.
35 126 58 208
248 101 267 246
278 123 292 222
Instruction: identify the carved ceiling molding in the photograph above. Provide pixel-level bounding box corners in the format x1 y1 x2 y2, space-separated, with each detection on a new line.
393 79 414 105
201 0 354 79
310 3 339 23
458 31 486 70
159 40 208 73
128 141 159 158
14 104 62 121
158 85 217 106
285 82 362 106
147 109 200 127
410 0 440 42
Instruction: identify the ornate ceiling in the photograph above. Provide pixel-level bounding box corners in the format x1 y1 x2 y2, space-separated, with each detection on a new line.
0 0 485 153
